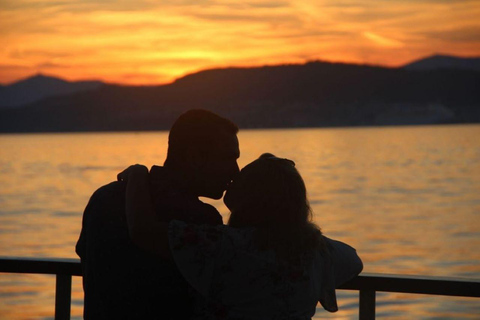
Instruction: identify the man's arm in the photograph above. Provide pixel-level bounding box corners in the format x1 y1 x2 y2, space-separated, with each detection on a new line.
75 182 130 319
75 189 101 295
76 187 106 259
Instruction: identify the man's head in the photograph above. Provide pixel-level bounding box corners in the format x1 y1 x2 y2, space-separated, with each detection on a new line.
164 109 240 199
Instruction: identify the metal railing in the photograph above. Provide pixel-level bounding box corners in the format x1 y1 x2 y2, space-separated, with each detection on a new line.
0 256 479 320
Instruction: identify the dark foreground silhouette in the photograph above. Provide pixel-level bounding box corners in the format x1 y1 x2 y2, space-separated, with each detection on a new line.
76 109 362 319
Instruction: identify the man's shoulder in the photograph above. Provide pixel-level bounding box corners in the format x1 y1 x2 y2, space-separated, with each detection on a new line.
89 180 126 203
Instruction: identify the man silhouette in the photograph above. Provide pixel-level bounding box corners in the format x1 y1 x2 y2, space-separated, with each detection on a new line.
76 109 240 319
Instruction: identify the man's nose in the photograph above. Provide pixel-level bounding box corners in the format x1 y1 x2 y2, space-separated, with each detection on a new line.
233 162 240 174
229 162 240 180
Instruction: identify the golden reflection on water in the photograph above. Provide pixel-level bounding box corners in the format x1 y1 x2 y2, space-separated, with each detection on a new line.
1 125 479 319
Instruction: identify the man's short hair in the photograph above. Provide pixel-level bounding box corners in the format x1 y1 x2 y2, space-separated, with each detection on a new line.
166 109 238 163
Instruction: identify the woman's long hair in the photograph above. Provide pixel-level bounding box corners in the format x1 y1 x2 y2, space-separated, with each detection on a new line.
226 153 325 261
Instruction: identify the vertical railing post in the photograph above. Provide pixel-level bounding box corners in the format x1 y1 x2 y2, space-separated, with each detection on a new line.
55 274 72 320
359 289 375 320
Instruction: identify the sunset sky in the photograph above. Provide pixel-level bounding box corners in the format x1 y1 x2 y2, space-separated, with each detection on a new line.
1 0 479 85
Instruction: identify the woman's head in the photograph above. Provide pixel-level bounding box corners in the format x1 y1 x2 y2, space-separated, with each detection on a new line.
225 153 311 229
225 153 323 258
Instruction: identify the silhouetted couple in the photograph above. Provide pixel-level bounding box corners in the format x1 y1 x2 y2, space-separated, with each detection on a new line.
76 110 362 319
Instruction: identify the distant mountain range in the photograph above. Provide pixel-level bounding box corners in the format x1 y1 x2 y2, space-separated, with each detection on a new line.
403 54 480 71
0 74 103 108
0 54 479 132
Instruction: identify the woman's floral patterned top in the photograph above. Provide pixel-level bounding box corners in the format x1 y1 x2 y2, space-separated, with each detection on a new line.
168 220 363 320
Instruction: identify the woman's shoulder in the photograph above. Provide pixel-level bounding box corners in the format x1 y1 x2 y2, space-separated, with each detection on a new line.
321 236 363 286
323 237 362 266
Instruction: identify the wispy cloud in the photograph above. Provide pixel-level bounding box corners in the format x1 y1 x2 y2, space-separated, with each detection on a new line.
363 32 405 48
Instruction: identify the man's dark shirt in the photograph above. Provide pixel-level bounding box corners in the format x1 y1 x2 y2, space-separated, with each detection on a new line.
76 166 222 319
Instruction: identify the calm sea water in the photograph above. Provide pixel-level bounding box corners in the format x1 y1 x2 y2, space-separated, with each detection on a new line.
0 125 479 319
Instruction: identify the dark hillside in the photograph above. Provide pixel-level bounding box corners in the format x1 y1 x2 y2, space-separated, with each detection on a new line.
0 60 478 132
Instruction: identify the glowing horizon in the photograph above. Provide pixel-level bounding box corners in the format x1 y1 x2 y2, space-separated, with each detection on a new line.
1 0 479 85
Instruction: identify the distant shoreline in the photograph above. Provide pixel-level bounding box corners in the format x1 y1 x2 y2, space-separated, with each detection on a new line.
2 121 479 135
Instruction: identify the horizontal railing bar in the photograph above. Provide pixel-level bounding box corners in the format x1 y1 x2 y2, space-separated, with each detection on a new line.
0 256 81 276
339 272 480 298
1 257 479 298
